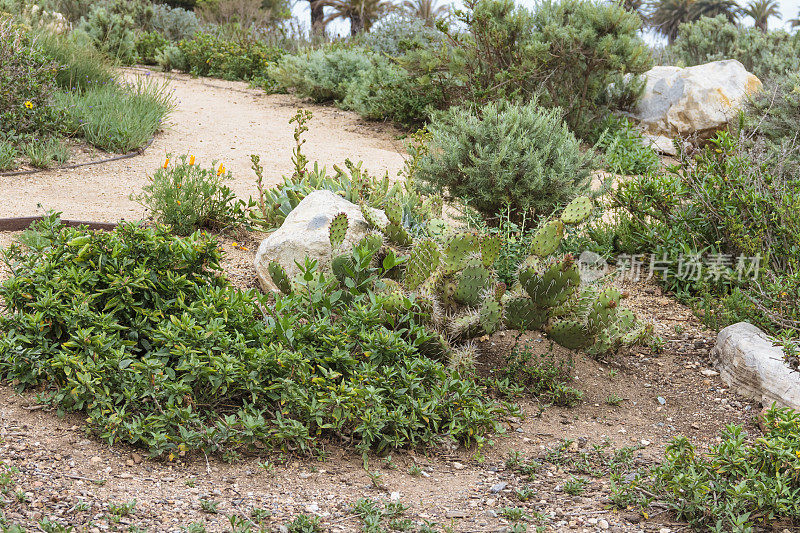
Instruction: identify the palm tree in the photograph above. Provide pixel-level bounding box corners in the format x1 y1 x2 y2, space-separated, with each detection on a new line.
322 0 392 34
789 10 800 28
403 0 450 25
742 0 781 31
309 0 326 35
689 0 739 22
618 0 649 21
649 0 695 42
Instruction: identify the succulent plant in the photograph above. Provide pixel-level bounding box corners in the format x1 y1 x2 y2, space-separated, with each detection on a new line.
267 260 292 295
329 212 349 249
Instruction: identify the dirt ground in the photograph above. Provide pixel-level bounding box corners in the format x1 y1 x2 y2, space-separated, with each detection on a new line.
0 75 766 532
0 69 407 222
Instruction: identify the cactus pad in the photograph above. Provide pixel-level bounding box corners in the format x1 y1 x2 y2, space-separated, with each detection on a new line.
405 239 441 290
442 233 480 274
383 222 412 247
449 312 483 340
560 196 593 225
454 259 491 306
329 212 349 249
480 235 503 267
523 259 581 308
361 203 385 230
479 298 503 334
383 200 404 226
503 295 548 331
267 261 292 295
547 319 594 349
531 220 565 257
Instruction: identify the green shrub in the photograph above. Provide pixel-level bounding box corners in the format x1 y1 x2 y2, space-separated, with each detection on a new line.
0 19 64 136
135 30 169 65
742 72 800 151
616 405 800 530
528 0 652 135
417 100 592 222
0 216 509 457
355 13 446 56
595 116 659 175
56 77 175 152
269 46 376 102
401 0 651 136
77 3 137 65
149 3 199 41
133 154 247 235
666 15 800 81
177 31 284 84
608 131 800 338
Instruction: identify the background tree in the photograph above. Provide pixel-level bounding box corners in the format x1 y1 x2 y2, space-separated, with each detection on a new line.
689 0 739 22
403 0 450 25
618 0 650 21
649 0 695 42
322 0 391 33
789 10 800 28
742 0 781 31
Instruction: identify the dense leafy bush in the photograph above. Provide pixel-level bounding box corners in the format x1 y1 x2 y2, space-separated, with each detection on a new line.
176 30 284 86
742 72 800 160
134 154 247 235
608 131 800 338
417 100 592 222
616 405 800 530
595 116 659 175
665 15 800 81
355 13 446 56
135 30 169 65
0 19 65 137
401 0 651 135
0 216 508 457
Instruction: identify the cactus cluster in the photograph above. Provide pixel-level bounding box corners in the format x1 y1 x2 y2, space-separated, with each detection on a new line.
268 196 651 363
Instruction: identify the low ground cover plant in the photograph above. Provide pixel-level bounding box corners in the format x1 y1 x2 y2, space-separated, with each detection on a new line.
594 116 659 176
614 405 800 531
0 215 510 457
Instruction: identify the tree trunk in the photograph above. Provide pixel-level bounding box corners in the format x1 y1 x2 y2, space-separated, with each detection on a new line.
309 0 325 35
350 13 364 34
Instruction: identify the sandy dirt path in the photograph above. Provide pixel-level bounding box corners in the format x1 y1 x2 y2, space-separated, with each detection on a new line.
0 69 407 222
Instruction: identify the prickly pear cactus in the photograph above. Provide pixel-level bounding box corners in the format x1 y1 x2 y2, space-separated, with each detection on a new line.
405 239 441 290
383 222 412 247
267 261 292 295
360 203 385 230
560 196 593 225
384 200 404 226
480 234 503 268
454 258 491 307
442 233 480 274
329 212 349 249
531 219 565 257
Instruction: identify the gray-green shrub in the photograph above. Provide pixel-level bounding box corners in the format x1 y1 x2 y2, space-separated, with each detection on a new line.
269 46 376 102
149 3 199 41
664 15 800 81
417 100 592 222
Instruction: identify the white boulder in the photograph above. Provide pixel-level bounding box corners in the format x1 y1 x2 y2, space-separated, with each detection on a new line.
711 322 800 411
254 190 388 292
631 60 762 144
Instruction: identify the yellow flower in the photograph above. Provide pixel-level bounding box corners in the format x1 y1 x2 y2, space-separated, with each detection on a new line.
189 155 195 165
176 200 181 206
24 100 33 109
163 158 169 169
217 164 225 176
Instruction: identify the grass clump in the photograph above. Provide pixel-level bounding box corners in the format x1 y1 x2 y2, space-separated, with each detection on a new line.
594 116 659 176
0 215 508 459
56 77 175 153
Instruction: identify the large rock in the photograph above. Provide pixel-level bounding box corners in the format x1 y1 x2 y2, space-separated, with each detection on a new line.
631 60 762 143
711 322 800 411
254 190 388 292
